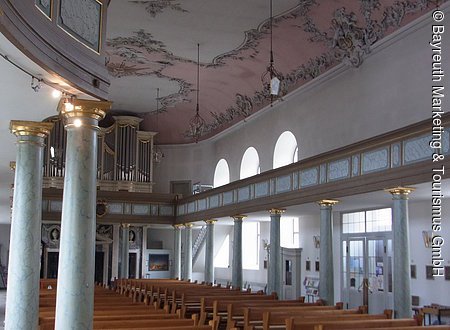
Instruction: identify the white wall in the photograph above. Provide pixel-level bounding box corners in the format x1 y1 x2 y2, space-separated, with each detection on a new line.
214 221 269 291
0 224 10 268
152 14 447 193
409 199 450 306
146 227 174 250
153 142 216 193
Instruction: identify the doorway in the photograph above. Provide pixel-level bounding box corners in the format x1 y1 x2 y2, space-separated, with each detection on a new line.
129 252 137 279
341 208 393 314
343 237 393 313
46 251 59 279
95 251 105 284
281 247 302 300
128 249 140 279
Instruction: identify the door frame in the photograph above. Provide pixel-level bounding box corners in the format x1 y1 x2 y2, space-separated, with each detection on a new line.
341 234 392 313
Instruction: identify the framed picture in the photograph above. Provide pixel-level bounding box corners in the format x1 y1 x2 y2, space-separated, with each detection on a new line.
426 265 434 280
148 254 169 271
445 266 450 280
410 264 416 279
306 260 311 271
315 261 320 272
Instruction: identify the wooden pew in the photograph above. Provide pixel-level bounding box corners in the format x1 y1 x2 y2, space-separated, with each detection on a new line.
351 327 450 330
39 280 225 330
178 291 271 318
198 295 280 324
236 304 345 329
285 318 420 330
40 316 196 330
204 298 309 327
105 326 214 330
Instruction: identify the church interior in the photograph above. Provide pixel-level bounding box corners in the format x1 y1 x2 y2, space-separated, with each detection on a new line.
0 0 449 329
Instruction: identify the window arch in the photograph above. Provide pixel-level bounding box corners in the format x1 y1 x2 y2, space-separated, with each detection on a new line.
240 147 260 179
213 159 230 188
273 131 298 169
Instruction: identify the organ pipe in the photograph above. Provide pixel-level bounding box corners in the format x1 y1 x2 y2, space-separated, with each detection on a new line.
42 115 156 189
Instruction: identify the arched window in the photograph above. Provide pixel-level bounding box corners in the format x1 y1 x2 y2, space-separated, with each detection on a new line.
273 131 298 169
213 159 230 188
240 147 260 179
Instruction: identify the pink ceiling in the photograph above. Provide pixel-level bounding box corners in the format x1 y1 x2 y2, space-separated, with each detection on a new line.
105 0 440 144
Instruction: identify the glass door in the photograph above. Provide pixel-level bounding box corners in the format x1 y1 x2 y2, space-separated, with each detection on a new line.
346 238 365 309
343 237 392 313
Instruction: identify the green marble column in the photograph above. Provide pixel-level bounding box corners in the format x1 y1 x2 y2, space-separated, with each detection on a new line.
317 199 339 306
54 99 110 330
5 121 52 330
268 208 284 297
204 220 216 284
184 223 193 280
386 187 414 318
173 224 183 279
231 215 246 289
121 223 130 279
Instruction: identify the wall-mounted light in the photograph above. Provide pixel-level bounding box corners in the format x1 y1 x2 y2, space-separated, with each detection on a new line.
31 77 42 92
52 89 62 98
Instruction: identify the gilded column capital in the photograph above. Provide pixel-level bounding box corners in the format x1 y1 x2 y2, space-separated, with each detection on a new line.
385 187 415 196
204 219 217 225
184 223 194 228
268 208 285 215
59 98 111 125
10 120 53 138
231 215 247 222
9 161 16 171
317 199 340 207
173 224 184 229
121 223 131 228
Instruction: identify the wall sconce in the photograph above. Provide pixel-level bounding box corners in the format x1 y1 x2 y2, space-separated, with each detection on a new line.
422 230 432 248
313 235 320 249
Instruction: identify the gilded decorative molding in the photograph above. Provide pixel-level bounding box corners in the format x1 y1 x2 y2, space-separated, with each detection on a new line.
10 120 53 138
121 223 131 228
231 215 247 221
385 187 415 196
59 98 112 122
204 219 217 224
184 222 194 228
9 161 16 171
268 208 285 215
173 224 184 229
317 199 340 207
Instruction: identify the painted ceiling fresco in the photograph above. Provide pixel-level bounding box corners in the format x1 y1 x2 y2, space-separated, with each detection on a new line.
105 0 442 144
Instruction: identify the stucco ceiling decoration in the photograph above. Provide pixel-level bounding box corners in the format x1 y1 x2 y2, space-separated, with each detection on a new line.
105 0 440 144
